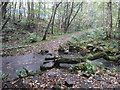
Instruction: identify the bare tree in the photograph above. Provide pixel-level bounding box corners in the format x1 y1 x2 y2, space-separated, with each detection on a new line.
106 0 112 39
118 2 120 29
19 1 22 20
42 2 62 40
63 2 83 33
51 2 62 34
31 1 34 21
1 2 9 19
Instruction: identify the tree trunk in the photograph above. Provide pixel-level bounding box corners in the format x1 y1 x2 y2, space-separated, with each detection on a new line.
13 2 17 21
63 2 83 33
27 2 31 21
31 1 34 21
42 2 62 40
118 2 120 29
42 15 53 40
51 3 61 34
38 2 41 18
19 1 22 20
1 2 9 19
107 0 112 39
1 15 10 30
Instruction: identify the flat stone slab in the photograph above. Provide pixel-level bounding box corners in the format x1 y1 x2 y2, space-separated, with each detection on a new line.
60 63 76 68
40 62 54 70
45 55 56 60
91 58 119 68
2 54 46 80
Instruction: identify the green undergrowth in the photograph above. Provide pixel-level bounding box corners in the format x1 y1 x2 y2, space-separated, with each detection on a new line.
69 60 100 74
24 31 79 46
69 59 120 75
60 28 120 75
16 67 39 78
63 28 119 57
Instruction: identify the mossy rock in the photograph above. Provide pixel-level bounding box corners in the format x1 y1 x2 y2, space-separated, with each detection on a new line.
53 85 61 90
69 60 97 74
69 64 85 71
86 52 107 60
69 45 81 52
86 44 95 51
38 50 49 55
58 45 65 53
104 56 118 61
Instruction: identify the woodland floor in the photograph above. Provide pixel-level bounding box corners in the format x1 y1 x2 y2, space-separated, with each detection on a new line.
1 30 120 89
2 31 84 56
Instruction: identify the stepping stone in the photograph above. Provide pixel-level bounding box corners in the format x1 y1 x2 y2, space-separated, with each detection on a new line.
64 50 69 54
60 63 75 68
40 62 54 70
93 76 104 81
45 55 55 60
64 80 75 87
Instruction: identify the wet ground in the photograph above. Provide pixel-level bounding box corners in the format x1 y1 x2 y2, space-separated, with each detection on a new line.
1 52 120 81
1 53 120 89
2 53 46 80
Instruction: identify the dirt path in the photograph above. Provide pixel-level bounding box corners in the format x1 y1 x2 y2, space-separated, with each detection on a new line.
11 31 82 55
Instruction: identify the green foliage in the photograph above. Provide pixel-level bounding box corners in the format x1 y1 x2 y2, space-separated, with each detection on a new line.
16 67 37 78
0 45 11 49
49 27 60 34
23 32 41 43
85 52 107 60
69 60 98 74
72 36 79 41
67 37 78 45
20 20 28 26
105 56 118 61
58 45 65 51
113 31 120 39
3 26 16 31
53 85 61 90
16 68 28 78
112 67 120 72
0 72 9 81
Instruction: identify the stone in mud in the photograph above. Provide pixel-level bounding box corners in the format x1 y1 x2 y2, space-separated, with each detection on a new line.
86 44 94 51
39 50 49 55
91 58 118 68
64 50 69 54
43 61 51 64
45 55 55 60
82 73 91 78
46 53 53 56
64 80 75 87
93 76 104 81
69 45 80 52
52 85 61 90
40 62 54 70
60 63 75 68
